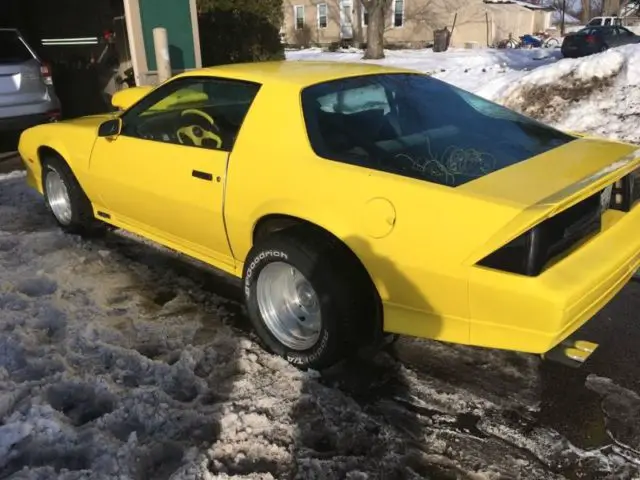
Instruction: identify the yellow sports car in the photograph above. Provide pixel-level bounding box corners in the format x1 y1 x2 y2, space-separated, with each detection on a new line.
17 61 640 370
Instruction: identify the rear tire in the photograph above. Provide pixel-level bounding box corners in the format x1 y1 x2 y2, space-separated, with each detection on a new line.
242 226 378 370
41 156 106 236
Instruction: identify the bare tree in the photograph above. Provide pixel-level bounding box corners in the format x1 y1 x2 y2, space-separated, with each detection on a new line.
360 0 392 59
358 0 465 59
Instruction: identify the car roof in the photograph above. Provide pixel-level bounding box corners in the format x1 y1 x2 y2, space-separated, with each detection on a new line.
179 61 418 87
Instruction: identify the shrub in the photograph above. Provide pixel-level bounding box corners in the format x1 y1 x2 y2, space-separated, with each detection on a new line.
197 0 284 65
292 25 312 49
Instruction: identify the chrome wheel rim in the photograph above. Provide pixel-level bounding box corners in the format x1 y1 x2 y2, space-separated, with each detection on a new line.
45 169 72 225
256 261 322 351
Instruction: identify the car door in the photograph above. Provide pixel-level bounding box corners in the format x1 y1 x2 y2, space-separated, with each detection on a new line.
600 26 618 46
88 76 261 269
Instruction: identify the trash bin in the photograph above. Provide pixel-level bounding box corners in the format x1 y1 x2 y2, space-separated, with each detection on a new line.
433 28 451 52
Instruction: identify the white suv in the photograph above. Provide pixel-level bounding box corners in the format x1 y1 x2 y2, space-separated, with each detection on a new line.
0 28 61 133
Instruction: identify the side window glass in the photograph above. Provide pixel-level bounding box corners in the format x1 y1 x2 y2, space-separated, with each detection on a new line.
604 18 612 25
121 77 261 152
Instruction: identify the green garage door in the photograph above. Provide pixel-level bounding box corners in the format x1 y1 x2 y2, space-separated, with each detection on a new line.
139 0 196 71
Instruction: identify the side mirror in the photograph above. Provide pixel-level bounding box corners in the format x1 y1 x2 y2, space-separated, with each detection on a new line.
111 86 153 111
98 118 122 140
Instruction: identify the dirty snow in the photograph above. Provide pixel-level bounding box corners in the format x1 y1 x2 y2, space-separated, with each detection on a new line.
287 46 563 94
2 45 640 478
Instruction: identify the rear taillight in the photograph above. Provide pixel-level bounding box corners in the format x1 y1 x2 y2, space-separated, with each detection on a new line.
586 35 596 43
611 168 640 212
478 193 603 276
40 62 53 86
46 109 61 121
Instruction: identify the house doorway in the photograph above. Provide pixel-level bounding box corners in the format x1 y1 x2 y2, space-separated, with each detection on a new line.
340 0 354 40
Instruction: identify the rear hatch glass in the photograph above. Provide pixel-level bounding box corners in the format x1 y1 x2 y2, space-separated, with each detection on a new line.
0 30 46 107
0 30 34 64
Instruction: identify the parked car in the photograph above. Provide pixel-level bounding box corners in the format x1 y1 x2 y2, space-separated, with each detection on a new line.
17 62 640 370
562 25 640 57
0 28 60 134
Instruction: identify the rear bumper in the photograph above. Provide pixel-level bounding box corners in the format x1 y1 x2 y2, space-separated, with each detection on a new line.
0 112 60 133
562 45 599 58
468 205 640 354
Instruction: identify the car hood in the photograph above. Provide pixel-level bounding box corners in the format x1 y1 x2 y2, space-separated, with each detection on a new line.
61 113 118 129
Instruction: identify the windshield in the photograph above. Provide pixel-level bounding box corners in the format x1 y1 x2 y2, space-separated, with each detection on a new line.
301 73 575 187
578 27 598 34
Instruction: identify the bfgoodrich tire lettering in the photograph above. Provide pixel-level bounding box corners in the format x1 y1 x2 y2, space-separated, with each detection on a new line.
243 227 375 370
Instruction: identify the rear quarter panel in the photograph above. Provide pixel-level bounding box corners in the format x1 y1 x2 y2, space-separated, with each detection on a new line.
223 81 525 345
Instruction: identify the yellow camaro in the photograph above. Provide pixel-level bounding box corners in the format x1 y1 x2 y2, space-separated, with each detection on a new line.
17 61 640 370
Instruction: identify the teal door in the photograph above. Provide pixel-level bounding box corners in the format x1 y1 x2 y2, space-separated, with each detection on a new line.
139 0 197 70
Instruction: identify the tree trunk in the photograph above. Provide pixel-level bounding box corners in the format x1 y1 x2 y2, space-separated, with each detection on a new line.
581 0 591 23
354 0 365 46
363 3 385 59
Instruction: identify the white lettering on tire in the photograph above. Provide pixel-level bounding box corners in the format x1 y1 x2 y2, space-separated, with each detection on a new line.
286 329 330 365
244 250 288 297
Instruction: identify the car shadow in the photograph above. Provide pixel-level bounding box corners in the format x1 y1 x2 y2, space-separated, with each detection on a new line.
286 234 479 477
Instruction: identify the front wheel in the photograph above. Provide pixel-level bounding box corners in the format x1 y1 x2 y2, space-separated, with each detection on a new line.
42 156 106 236
243 227 376 370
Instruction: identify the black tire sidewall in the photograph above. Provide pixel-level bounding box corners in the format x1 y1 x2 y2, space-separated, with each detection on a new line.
41 158 96 234
243 239 347 370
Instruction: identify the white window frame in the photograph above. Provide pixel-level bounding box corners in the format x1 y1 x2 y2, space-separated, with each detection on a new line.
392 0 404 28
317 3 328 29
294 5 305 30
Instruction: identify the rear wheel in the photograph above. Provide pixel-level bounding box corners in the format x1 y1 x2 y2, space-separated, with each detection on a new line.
42 156 105 236
243 227 378 370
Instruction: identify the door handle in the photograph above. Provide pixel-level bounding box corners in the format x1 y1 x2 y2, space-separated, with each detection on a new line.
192 170 213 181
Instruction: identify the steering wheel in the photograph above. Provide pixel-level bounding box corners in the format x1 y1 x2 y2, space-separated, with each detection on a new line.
176 109 223 149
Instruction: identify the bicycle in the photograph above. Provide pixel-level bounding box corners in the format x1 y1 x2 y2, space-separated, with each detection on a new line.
497 32 560 49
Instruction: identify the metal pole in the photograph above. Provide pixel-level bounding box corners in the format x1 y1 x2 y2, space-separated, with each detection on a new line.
153 27 172 83
561 0 566 36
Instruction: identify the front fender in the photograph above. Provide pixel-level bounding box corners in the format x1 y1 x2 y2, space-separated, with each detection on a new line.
19 122 101 193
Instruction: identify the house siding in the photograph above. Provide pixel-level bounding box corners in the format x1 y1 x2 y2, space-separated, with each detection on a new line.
282 0 552 48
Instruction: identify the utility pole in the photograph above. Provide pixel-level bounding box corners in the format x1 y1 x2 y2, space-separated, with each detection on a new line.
561 0 566 36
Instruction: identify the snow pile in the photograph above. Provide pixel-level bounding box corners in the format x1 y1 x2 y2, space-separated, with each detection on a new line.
483 45 640 143
287 47 562 94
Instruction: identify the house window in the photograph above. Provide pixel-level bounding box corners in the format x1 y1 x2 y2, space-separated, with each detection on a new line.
362 8 368 26
393 0 404 27
295 5 305 30
318 3 328 28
